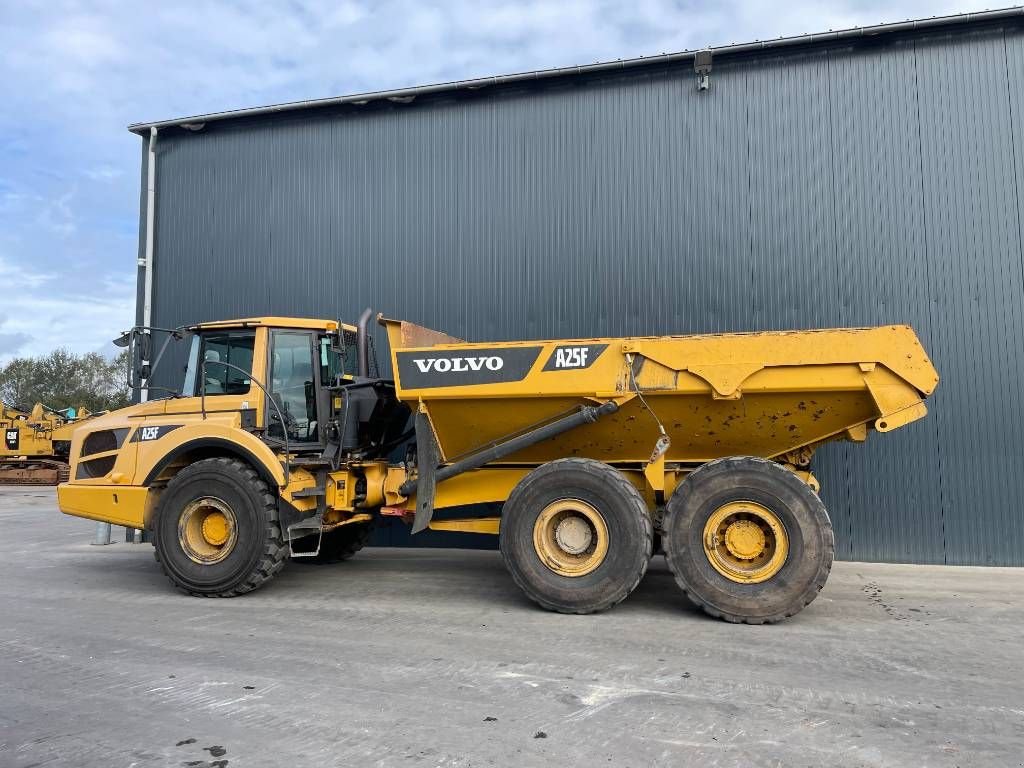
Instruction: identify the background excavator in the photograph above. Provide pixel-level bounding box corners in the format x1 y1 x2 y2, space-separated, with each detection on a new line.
1 402 93 485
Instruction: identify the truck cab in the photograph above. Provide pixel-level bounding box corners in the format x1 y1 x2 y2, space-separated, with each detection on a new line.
59 315 410 547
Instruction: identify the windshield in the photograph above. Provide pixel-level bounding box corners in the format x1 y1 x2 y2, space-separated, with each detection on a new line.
184 331 256 396
122 326 194 399
181 334 200 395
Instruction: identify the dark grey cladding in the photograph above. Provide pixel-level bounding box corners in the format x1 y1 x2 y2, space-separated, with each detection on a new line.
137 14 1024 564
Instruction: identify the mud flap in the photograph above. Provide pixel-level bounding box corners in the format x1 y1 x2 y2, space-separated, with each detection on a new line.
411 409 439 534
279 500 323 557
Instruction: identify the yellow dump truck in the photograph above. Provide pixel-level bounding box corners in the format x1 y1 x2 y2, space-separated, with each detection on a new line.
1 403 91 484
57 313 938 623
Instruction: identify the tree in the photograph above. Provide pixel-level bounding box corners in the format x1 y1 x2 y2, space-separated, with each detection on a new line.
0 348 130 413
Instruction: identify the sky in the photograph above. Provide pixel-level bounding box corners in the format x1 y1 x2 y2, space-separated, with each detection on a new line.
0 0 998 364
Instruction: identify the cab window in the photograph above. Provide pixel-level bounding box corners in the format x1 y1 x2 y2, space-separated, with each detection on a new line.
318 335 347 384
194 332 255 396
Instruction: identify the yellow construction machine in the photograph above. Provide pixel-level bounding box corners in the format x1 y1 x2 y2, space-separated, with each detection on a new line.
57 313 938 622
2 402 92 484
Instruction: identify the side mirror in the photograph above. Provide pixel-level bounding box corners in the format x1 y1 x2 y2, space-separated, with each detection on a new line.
114 328 140 388
138 332 153 362
112 327 154 389
113 325 191 398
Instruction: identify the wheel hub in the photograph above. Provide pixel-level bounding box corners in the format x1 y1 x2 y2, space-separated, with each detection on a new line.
201 511 231 546
178 497 238 565
554 516 593 554
703 501 788 584
723 519 766 560
533 499 609 577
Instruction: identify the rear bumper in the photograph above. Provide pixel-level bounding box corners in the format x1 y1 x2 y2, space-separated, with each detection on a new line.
57 483 149 528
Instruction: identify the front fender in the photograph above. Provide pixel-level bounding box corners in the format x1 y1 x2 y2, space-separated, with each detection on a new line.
134 420 286 489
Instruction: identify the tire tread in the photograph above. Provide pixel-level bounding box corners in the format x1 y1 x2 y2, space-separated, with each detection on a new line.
501 457 652 615
664 456 834 624
153 456 287 597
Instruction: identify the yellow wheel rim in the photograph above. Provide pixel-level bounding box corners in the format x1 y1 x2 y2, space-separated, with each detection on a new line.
703 501 788 584
532 499 609 577
178 497 238 564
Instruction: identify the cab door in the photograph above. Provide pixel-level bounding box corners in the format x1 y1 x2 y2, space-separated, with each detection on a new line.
266 330 323 449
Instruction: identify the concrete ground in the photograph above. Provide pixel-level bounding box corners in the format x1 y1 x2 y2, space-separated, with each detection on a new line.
0 487 1021 768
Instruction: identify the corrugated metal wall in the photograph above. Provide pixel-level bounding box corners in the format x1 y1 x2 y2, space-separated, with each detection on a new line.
141 19 1024 565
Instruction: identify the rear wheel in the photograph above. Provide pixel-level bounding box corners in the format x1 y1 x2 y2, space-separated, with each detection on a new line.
663 456 833 624
499 458 652 614
153 457 287 596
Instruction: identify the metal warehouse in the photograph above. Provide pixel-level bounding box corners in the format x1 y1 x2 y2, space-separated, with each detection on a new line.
130 8 1024 566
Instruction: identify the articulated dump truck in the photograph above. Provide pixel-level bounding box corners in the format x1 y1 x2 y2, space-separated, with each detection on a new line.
2 403 92 485
57 313 938 623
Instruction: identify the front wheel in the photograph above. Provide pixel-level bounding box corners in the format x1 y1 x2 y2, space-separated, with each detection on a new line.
499 458 652 614
663 456 833 624
153 457 287 596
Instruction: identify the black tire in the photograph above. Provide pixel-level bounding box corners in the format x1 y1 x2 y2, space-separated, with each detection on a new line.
663 456 833 624
499 458 652 614
153 457 287 596
295 522 373 565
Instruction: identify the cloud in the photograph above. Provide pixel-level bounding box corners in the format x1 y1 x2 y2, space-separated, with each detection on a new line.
0 254 56 290
0 332 32 357
0 0 998 366
0 274 135 364
84 165 123 182
35 188 78 237
0 254 133 364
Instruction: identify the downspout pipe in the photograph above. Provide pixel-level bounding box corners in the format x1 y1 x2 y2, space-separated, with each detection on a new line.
120 126 157 545
140 126 157 402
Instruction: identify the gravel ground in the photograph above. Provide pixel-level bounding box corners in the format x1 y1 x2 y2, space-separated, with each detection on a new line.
1 486 1022 767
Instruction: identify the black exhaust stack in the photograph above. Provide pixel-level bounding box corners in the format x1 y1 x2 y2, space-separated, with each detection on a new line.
356 307 372 378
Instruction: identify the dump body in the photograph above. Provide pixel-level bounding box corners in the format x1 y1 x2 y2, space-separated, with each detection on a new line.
382 319 939 466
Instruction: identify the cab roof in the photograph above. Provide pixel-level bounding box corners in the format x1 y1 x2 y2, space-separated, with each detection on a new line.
188 317 357 332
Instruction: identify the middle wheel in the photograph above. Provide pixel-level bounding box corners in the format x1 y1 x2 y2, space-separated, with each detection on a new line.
499 458 652 614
